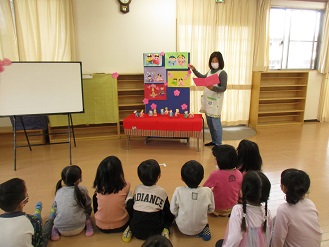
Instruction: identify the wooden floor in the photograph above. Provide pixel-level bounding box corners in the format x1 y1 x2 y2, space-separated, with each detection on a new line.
1 122 329 247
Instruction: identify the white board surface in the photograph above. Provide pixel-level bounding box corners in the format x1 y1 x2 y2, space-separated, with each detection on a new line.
0 62 84 116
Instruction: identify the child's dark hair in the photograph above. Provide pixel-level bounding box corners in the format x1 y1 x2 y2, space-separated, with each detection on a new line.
181 160 204 188
138 159 161 186
93 155 127 194
208 51 224 70
241 171 271 233
0 178 26 212
281 168 310 205
141 234 173 247
56 165 86 209
212 144 238 170
237 139 263 173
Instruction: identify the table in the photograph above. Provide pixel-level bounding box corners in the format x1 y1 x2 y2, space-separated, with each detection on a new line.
123 113 204 151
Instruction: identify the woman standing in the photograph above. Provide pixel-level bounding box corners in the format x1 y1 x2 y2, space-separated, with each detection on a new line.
190 51 227 146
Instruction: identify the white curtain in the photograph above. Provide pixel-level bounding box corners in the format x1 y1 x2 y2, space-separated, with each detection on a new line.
318 2 329 122
0 0 19 60
0 0 76 61
177 0 270 126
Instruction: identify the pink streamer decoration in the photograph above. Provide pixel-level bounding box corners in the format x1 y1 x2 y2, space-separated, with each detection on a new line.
143 98 149 105
112 72 119 79
174 89 180 96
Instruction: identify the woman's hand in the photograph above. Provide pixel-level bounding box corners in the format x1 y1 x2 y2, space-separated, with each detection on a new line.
189 64 195 70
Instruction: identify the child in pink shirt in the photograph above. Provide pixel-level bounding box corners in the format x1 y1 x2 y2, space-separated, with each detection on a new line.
203 144 243 216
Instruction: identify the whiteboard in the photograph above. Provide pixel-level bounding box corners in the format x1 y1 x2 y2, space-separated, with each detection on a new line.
0 62 84 116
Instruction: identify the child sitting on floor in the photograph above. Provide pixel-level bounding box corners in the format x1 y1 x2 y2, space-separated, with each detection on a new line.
122 159 174 242
0 178 56 247
170 160 215 241
51 165 94 241
204 145 243 216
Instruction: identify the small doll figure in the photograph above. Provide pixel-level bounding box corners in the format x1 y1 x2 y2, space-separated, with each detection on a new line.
134 110 139 117
169 110 173 117
175 109 180 117
164 107 169 115
154 109 157 116
140 110 144 117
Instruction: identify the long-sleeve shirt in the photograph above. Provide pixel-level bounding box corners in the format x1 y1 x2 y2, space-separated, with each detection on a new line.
272 198 322 247
54 185 91 232
128 184 175 240
222 204 273 247
170 186 214 235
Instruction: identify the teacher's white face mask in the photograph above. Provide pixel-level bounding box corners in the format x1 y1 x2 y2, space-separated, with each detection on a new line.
211 62 219 69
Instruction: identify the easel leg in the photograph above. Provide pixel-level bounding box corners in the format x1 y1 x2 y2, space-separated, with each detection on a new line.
13 116 17 171
20 117 32 151
69 114 76 147
68 114 72 165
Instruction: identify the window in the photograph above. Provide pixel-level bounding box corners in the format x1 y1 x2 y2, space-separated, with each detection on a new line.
269 8 323 70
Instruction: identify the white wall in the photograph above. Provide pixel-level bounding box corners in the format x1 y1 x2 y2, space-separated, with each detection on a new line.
73 0 177 74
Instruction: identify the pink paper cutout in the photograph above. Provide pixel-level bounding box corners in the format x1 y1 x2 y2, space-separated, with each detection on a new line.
112 72 119 79
3 58 12 66
167 72 173 78
151 103 157 110
143 98 149 105
181 104 188 110
164 82 168 86
187 70 192 75
160 52 165 56
174 89 180 96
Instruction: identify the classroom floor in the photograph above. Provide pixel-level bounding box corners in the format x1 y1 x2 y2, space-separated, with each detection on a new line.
0 122 329 247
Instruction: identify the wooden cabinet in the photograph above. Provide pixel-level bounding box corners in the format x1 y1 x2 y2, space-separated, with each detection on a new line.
249 71 308 130
117 74 145 133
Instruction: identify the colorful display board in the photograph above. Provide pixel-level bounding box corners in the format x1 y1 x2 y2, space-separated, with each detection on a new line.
143 52 191 114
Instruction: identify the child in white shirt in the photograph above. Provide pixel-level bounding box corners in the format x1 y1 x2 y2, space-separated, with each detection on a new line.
170 160 215 241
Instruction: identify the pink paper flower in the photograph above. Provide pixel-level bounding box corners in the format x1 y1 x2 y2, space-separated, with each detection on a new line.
160 52 165 56
143 98 149 105
3 58 12 66
181 104 188 110
151 103 157 110
112 72 119 79
174 89 180 96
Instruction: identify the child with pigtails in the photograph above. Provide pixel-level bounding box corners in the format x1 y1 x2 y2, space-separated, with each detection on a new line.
215 171 273 247
51 165 94 241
